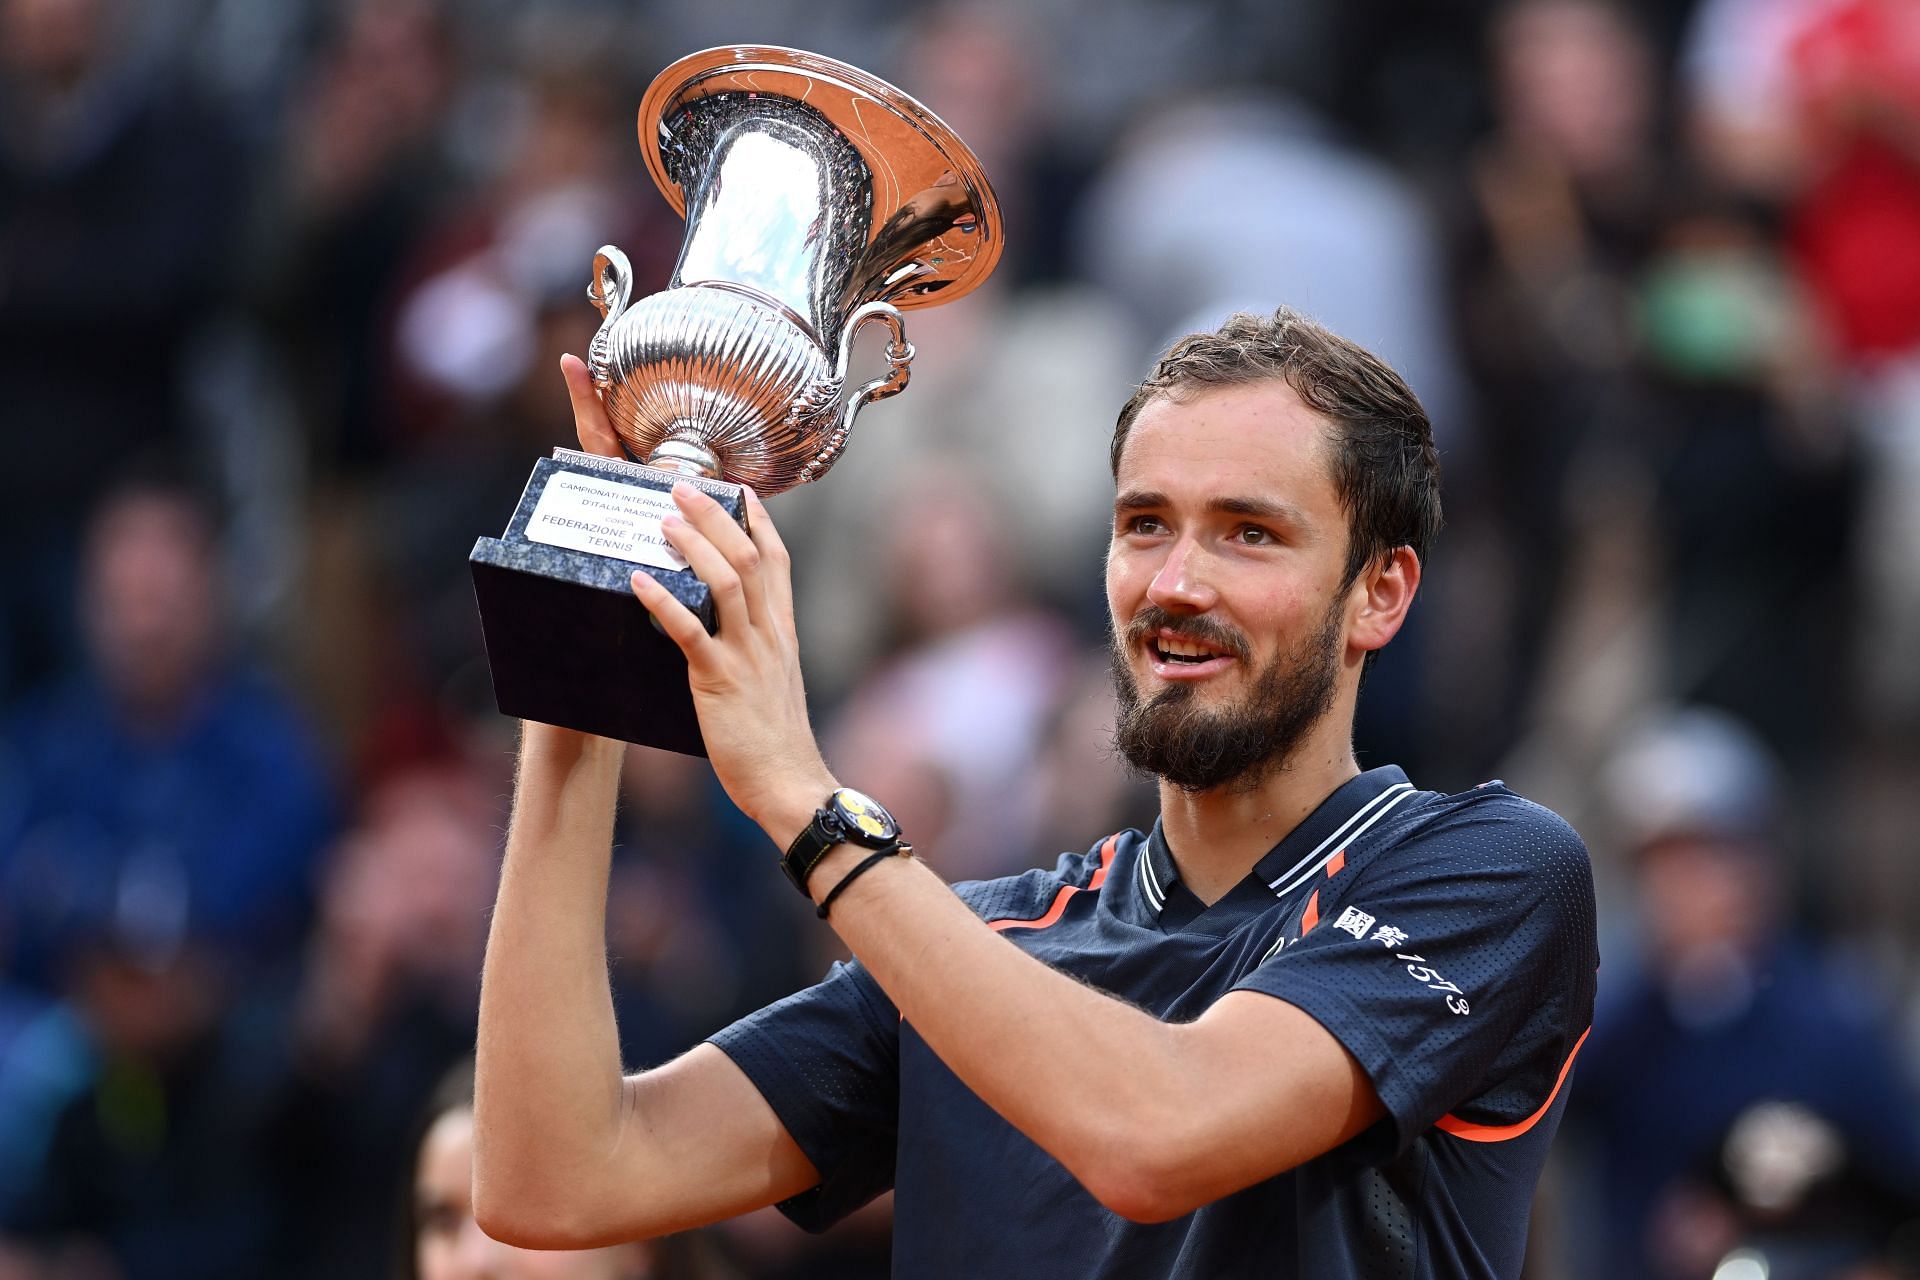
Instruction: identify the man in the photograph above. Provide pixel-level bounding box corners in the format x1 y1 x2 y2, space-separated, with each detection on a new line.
473 309 1598 1278
0 477 336 991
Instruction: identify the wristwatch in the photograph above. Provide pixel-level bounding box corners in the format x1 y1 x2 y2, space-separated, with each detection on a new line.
781 787 905 897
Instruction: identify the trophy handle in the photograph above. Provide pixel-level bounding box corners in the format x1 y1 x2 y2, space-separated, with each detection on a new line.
587 246 634 389
839 301 914 419
796 302 915 484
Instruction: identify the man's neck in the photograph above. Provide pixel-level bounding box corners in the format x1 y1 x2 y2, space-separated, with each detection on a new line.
1156 729 1361 906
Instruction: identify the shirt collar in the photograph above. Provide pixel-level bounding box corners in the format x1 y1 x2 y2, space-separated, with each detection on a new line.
1139 820 1181 915
1251 765 1416 898
1136 765 1417 924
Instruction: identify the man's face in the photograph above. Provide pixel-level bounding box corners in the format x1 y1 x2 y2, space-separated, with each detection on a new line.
1106 381 1355 792
82 493 220 719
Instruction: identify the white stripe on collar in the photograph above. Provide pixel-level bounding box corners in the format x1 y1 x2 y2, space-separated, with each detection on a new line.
1265 782 1416 897
1139 837 1167 912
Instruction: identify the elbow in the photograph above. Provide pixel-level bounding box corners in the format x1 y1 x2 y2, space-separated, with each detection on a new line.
470 1139 547 1244
1067 1111 1213 1225
472 1154 638 1249
1084 1160 1207 1225
471 1179 570 1249
1074 1105 1286 1224
473 1182 641 1251
471 1194 546 1249
1091 1181 1192 1226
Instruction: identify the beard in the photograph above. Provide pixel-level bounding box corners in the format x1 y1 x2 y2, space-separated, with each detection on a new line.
1109 600 1343 794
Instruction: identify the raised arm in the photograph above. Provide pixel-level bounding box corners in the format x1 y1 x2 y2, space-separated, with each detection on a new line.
470 359 820 1248
472 722 820 1247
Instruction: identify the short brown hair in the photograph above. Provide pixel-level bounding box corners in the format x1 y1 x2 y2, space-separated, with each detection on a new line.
1111 307 1442 589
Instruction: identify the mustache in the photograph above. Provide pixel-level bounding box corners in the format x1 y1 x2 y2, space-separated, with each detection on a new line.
1119 605 1251 662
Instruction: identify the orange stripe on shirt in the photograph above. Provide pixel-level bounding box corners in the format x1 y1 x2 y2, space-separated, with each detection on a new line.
1300 889 1321 935
989 835 1117 932
1435 1026 1592 1143
1326 849 1347 877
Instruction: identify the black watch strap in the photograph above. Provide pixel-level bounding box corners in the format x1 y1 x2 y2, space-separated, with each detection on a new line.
780 788 902 898
781 810 845 897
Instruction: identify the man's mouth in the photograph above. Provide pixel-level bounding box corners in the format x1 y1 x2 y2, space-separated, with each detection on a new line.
1153 632 1229 664
1119 608 1248 681
1144 627 1241 678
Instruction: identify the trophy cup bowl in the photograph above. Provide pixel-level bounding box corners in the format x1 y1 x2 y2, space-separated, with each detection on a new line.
470 46 1003 754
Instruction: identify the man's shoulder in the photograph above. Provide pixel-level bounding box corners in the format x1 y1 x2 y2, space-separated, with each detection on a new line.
1383 780 1588 871
1344 780 1594 925
949 830 1136 925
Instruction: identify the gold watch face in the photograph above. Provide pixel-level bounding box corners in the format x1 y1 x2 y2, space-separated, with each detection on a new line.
833 788 898 841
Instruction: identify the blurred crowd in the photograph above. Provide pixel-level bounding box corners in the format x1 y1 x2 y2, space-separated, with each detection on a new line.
2 0 1919 1275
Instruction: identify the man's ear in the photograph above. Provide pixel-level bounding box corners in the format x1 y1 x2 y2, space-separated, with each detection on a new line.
1347 547 1420 656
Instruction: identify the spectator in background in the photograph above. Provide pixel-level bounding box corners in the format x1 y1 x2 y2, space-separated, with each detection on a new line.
0 476 335 996
268 761 501 1279
1569 708 1920 1279
1690 0 1920 731
1439 0 1672 783
252 0 459 477
1633 193 1852 769
1769 4 1920 988
1683 0 1920 976
1078 91 1465 441
825 468 1081 883
0 0 244 701
0 901 285 1280
0 475 334 1275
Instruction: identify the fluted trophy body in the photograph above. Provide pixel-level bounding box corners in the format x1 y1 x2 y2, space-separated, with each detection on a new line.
470 45 1002 753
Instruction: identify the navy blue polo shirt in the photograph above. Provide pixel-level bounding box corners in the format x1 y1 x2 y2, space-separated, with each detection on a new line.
710 766 1598 1279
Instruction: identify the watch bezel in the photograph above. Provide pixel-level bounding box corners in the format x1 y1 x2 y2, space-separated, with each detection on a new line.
824 787 901 846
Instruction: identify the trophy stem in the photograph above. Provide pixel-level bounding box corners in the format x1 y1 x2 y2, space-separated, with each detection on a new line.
644 431 723 480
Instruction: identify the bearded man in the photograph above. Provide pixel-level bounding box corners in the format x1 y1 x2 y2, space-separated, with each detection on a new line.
473 309 1598 1279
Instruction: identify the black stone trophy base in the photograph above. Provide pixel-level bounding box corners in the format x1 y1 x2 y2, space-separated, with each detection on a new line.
469 449 747 756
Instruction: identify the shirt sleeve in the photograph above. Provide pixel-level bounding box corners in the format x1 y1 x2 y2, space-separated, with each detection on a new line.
1233 795 1597 1154
707 957 900 1231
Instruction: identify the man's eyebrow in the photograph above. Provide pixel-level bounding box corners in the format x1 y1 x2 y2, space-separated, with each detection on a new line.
1114 490 1307 524
1208 495 1307 524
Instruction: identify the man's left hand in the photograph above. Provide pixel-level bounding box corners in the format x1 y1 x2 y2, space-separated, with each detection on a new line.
628 483 835 843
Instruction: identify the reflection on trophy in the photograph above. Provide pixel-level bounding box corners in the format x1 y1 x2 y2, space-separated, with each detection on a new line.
470 45 1004 755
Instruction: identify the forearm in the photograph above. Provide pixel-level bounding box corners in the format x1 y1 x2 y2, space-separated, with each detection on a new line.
474 722 628 1223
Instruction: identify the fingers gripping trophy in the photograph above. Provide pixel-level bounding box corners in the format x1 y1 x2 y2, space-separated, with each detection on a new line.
469 46 1003 754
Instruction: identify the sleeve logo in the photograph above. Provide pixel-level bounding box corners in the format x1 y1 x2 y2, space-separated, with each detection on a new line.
1335 908 1469 1015
1332 907 1375 939
1398 953 1470 1016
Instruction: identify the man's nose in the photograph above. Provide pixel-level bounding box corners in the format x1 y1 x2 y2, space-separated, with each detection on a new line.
1146 536 1217 613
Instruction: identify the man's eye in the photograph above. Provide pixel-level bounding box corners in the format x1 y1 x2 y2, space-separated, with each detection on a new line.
1121 515 1166 535
1235 525 1273 545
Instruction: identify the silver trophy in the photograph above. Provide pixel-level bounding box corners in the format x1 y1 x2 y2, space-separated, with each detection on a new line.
471 46 1004 754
